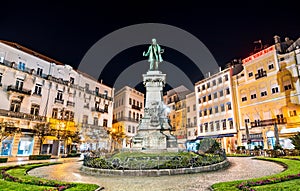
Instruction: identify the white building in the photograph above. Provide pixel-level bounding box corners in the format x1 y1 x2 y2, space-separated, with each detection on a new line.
195 68 238 153
112 86 144 149
0 40 114 157
186 92 197 141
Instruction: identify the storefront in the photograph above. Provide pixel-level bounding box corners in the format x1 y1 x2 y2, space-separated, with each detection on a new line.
1 137 14 156
17 135 34 156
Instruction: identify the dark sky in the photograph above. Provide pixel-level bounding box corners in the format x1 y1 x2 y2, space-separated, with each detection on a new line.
1 1 299 90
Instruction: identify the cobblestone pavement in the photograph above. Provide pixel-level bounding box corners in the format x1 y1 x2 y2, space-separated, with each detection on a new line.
28 157 285 191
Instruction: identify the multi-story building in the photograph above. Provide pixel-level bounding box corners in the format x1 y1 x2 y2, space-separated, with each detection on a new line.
186 92 197 141
0 40 114 157
112 86 144 149
233 35 300 149
195 67 239 153
164 85 192 149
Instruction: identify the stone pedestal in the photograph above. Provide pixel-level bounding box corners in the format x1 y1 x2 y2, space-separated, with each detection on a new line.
132 70 178 152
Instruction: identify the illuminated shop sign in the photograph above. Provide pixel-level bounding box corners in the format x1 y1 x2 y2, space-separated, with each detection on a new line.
242 45 274 64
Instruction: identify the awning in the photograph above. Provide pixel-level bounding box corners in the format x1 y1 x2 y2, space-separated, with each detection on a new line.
197 133 236 139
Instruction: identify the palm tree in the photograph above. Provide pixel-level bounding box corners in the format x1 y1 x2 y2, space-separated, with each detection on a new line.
290 132 300 150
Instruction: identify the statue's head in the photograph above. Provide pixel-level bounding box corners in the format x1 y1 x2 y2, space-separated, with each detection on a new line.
152 38 157 45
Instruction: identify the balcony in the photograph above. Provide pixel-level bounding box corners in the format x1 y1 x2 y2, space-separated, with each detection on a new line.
66 101 75 107
250 118 287 128
7 85 31 95
131 105 141 111
54 98 64 104
0 109 46 121
255 71 267 80
91 107 104 113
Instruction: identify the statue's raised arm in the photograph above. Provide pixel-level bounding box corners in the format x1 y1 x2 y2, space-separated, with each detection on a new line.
143 38 164 71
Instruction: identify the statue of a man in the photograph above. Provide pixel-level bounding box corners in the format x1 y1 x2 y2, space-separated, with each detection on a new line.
143 38 164 70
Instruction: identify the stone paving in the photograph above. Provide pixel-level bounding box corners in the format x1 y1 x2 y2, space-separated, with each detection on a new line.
27 157 285 191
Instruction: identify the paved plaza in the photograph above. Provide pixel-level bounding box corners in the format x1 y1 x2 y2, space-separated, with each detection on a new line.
26 157 285 191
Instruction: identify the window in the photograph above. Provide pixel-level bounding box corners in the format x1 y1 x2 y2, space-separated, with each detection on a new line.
212 80 216 86
215 106 219 113
199 110 202 117
70 77 75 84
225 88 230 95
18 62 25 71
214 92 218 99
216 121 220 131
193 117 197 125
140 102 143 108
64 110 74 120
129 98 132 105
10 100 21 112
244 118 250 123
248 72 253 77
210 122 214 132
0 73 2 85
193 104 196 111
104 104 108 112
104 90 108 98
224 74 228 81
103 119 108 127
251 94 257 99
261 91 267 97
93 117 98 126
187 106 190 112
82 115 88 124
272 87 279 94
95 87 99 95
222 120 226 130
198 98 201 104
30 104 40 116
200 124 203 133
204 123 208 132
209 107 213 115
128 111 131 119
221 104 225 112
56 90 63 100
218 77 222 84
289 110 297 117
203 109 207 116
229 120 234 129
284 84 292 91
37 68 43 76
52 108 58 119
132 126 135 134
219 90 224 97
208 94 212 101
268 63 274 70
202 84 205 90
34 84 42 95
85 83 89 91
128 125 131 133
197 87 200 92
227 103 232 110
242 96 247 102
207 82 210 88
16 78 24 90
140 114 142 119
133 99 136 106
202 96 206 102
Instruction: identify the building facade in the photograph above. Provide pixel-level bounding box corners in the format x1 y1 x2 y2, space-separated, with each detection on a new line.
234 36 300 149
0 40 114 157
195 68 238 153
186 92 197 141
112 86 144 150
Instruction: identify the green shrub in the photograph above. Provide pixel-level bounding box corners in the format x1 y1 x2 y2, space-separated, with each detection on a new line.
66 153 81 157
0 158 8 163
29 155 51 160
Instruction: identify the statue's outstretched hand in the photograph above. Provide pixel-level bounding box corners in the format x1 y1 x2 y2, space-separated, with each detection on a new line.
143 51 146 56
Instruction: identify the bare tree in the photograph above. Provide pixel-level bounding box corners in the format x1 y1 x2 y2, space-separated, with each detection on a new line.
33 122 53 155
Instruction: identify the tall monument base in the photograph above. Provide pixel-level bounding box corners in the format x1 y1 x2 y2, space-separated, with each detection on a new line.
132 70 178 152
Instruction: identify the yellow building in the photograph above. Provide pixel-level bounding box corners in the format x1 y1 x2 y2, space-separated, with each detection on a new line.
234 39 300 149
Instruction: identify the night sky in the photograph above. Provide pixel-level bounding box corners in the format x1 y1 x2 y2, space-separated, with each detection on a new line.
1 1 299 92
